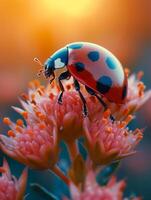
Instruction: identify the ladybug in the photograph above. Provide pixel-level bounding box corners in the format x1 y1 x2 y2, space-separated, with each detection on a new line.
35 42 127 119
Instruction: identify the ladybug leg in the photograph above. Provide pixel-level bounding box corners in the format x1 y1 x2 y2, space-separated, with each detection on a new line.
74 79 88 117
94 94 115 121
49 72 55 84
58 71 70 104
85 86 115 121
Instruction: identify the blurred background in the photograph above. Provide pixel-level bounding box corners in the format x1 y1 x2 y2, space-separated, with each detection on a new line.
0 0 151 199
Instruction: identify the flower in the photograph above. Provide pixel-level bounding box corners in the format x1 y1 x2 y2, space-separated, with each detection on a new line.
109 72 151 121
0 79 82 169
0 72 150 169
0 159 27 200
65 170 140 200
1 115 58 170
22 79 83 143
83 110 143 166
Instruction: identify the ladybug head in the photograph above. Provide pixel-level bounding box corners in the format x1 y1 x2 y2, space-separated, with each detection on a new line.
44 46 68 78
34 57 54 78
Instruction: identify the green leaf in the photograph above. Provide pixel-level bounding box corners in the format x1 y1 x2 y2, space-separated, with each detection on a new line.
30 183 58 200
96 161 120 185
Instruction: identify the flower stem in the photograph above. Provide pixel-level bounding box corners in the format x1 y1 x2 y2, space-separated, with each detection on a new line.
67 141 79 161
52 166 69 185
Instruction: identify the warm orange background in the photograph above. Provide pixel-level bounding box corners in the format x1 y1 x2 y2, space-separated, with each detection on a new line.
0 1 151 198
0 0 151 103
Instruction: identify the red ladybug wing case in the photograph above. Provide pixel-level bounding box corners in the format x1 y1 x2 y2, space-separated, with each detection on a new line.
67 42 127 104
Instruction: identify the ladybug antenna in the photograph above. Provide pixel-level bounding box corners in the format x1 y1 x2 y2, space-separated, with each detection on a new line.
34 57 44 77
34 57 44 66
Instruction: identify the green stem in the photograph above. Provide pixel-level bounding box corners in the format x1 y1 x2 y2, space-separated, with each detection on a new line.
67 141 79 161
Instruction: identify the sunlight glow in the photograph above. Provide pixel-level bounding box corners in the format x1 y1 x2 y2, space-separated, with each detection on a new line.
41 0 94 18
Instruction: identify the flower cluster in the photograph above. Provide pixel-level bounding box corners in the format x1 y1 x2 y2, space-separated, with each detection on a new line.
84 111 142 166
0 159 27 200
1 114 58 170
0 72 150 199
65 170 140 200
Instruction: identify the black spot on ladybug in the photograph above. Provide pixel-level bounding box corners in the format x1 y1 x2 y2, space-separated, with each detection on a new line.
106 57 117 70
75 62 85 72
88 51 100 62
68 43 83 49
96 76 112 94
122 85 127 100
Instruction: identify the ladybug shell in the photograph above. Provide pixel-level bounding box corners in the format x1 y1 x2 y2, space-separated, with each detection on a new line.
66 42 127 104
